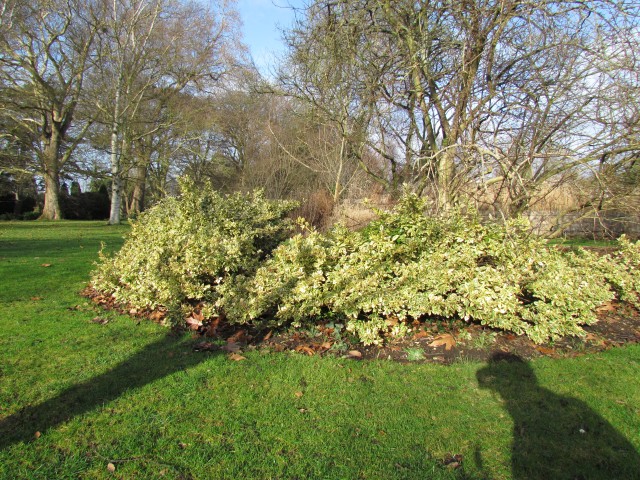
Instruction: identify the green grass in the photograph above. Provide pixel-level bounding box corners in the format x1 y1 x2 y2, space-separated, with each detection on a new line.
548 237 618 248
1 221 639 479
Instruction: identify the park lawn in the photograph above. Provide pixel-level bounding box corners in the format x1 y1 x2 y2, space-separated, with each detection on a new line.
0 221 639 479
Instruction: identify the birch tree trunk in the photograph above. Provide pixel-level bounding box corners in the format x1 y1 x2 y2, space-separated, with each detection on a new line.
109 89 122 225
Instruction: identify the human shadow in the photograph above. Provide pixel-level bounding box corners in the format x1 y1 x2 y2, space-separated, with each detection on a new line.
477 353 640 480
0 334 212 451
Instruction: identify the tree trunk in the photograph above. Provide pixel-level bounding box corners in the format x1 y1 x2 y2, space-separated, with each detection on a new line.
109 134 123 225
437 149 454 212
40 133 63 220
130 163 147 215
109 89 122 225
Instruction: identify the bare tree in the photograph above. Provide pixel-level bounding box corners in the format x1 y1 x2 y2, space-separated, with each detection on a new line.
284 0 640 221
88 0 240 224
0 0 99 219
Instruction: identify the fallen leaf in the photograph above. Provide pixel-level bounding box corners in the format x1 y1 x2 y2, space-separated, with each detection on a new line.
385 316 399 327
221 342 242 353
91 317 109 325
228 353 246 361
185 316 202 330
295 345 316 356
347 350 362 359
412 330 429 339
443 453 463 469
40 263 52 268
30 297 43 301
294 391 304 398
34 431 41 439
429 334 456 351
107 463 116 473
298 408 307 413
193 341 216 351
536 346 556 356
228 330 249 343
204 316 221 336
178 442 188 449
596 301 616 313
262 330 273 341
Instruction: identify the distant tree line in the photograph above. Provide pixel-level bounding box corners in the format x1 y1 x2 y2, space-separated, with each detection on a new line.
1 0 638 236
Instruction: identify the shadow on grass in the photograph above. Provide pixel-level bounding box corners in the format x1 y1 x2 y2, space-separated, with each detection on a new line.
477 353 640 480
0 334 211 451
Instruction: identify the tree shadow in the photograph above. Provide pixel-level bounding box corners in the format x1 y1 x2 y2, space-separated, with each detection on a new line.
477 352 640 480
0 334 212 451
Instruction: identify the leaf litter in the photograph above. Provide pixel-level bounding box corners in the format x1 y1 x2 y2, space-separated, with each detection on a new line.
85 287 640 365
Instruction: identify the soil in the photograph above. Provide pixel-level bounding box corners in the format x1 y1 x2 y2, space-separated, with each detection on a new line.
238 301 640 364
83 288 640 364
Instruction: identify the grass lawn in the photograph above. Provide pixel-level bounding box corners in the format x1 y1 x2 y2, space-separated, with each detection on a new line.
1 221 639 479
547 237 618 248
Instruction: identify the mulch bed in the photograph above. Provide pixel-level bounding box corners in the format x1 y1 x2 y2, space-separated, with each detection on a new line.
82 287 640 364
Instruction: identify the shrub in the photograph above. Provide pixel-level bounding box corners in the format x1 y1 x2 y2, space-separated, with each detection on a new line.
91 180 297 322
219 194 639 345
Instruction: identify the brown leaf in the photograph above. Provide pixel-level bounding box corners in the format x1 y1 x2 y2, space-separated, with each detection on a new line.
40 263 52 267
30 296 43 301
385 316 399 327
584 333 600 342
262 330 273 341
347 350 363 359
221 342 242 353
412 330 429 340
294 391 304 398
193 341 216 352
204 316 221 337
536 346 556 356
91 317 109 325
107 463 116 473
228 353 247 361
178 442 188 449
185 316 202 330
443 453 463 469
228 329 249 344
34 431 41 439
429 334 456 351
596 301 616 313
149 310 165 322
295 345 316 356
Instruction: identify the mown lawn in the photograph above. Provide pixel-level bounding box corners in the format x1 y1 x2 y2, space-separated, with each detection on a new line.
1 221 639 479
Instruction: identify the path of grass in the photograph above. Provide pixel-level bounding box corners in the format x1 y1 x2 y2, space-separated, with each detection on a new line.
1 221 639 479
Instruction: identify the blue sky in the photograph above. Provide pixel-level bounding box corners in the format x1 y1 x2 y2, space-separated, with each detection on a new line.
236 0 306 75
